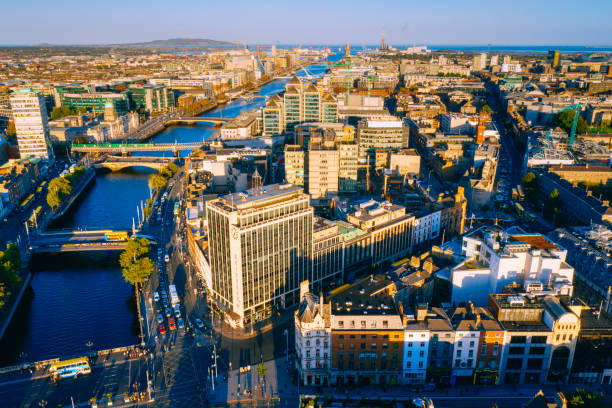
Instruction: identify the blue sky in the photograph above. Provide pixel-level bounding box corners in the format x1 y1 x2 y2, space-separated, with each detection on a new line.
2 0 611 46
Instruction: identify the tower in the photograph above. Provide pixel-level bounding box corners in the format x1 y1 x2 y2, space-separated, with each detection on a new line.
344 43 351 57
103 101 117 122
381 28 386 50
10 88 54 161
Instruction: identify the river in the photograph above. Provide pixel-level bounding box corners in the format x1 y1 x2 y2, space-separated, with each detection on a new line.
0 62 331 365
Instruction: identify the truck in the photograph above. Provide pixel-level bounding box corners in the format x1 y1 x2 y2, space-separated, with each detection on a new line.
169 284 179 305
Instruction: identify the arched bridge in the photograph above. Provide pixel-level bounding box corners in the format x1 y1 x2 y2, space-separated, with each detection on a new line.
72 142 203 154
94 156 175 171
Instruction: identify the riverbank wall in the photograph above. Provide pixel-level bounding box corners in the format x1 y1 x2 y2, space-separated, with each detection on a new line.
0 271 32 342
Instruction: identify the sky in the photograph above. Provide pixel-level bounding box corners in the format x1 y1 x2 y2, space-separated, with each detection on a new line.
2 0 612 46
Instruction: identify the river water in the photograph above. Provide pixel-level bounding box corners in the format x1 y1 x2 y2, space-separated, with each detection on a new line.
0 63 330 365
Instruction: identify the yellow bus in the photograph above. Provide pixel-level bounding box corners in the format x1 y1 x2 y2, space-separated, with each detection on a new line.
392 258 409 268
104 231 129 241
49 357 91 379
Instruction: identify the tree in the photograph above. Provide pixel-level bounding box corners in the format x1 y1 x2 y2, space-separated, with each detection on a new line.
120 238 152 289
552 109 588 135
50 106 77 120
119 238 151 270
479 103 491 114
567 388 609 408
149 173 167 190
521 172 538 201
122 258 154 286
544 188 562 224
257 362 267 378
5 120 16 136
165 162 179 175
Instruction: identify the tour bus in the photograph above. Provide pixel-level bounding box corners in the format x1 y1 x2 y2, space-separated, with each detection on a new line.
49 357 91 379
103 231 129 241
173 201 180 216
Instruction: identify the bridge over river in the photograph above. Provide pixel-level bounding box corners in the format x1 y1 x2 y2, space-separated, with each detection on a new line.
93 155 175 171
30 230 128 253
71 142 203 154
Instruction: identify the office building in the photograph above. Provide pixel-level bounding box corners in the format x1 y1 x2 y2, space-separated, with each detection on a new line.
548 50 561 69
127 84 175 112
402 305 430 384
10 89 54 160
206 182 314 327
61 92 130 115
451 226 574 305
262 77 338 135
357 117 404 159
472 53 487 71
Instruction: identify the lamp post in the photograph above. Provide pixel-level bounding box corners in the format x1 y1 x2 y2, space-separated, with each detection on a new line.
283 329 288 362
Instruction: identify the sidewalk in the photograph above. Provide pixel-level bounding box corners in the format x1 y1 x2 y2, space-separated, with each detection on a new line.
210 306 297 341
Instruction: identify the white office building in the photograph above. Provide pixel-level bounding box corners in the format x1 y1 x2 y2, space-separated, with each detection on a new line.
10 88 54 160
451 226 574 305
402 306 430 384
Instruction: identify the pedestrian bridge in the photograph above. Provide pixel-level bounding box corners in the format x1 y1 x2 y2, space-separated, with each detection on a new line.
31 230 127 253
94 156 175 171
72 142 203 154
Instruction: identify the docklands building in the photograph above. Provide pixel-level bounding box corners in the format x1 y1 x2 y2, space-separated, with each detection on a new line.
206 183 316 327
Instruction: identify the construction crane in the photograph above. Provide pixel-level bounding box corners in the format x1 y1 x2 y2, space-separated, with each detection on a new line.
555 104 582 150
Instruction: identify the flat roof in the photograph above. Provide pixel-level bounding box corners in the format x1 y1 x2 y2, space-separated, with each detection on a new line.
329 275 397 316
509 235 559 251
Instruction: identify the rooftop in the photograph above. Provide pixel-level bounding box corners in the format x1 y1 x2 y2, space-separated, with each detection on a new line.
329 275 397 316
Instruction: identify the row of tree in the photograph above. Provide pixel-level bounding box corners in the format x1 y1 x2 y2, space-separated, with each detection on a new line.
46 166 86 210
0 243 22 309
50 106 87 120
148 162 179 190
521 172 563 225
119 238 153 291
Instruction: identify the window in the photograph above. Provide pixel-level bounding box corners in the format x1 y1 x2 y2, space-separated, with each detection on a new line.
419 361 423 368
372 334 378 339
509 346 524 355
455 359 461 367
456 350 462 357
468 350 473 357
407 351 412 357
506 359 522 370
467 359 473 367
511 336 527 344
493 342 499 356
420 342 425 347
419 350 424 357
338 321 344 328
316 339 320 346
306 340 310 346
527 358 543 370
360 321 366 328
383 321 388 328
339 335 344 339
458 341 463 347
350 321 355 328
393 343 399 349
469 341 475 347
406 361 411 368
306 350 310 358
361 343 366 349
408 342 413 347
371 343 377 349
480 343 487 356
339 344 344 350
350 335 355 339
531 336 547 344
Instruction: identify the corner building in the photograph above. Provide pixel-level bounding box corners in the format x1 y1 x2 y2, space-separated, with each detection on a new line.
206 184 313 327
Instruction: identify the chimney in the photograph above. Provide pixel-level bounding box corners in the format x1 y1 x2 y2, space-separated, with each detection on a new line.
475 313 481 328
320 291 324 310
410 256 420 268
299 280 310 301
416 303 428 322
468 300 475 316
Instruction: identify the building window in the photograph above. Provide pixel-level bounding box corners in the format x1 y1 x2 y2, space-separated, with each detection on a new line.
408 342 413 347
339 344 344 350
458 341 463 347
338 321 344 328
419 361 423 368
361 321 366 328
480 343 487 356
371 343 377 349
407 351 412 357
419 350 424 357
339 335 344 339
361 343 366 349
469 341 475 347
456 350 461 357
383 321 388 328
406 362 411 368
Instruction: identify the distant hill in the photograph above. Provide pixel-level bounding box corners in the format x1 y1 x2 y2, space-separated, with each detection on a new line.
109 38 234 48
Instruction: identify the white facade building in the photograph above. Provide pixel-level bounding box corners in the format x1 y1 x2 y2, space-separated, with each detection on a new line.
451 227 574 306
10 89 54 160
294 281 332 386
412 210 441 248
403 318 430 384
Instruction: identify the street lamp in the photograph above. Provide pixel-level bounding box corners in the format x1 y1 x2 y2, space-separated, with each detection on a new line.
283 329 288 362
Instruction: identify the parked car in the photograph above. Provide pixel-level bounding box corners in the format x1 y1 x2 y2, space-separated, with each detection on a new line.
165 254 170 263
165 308 172 317
158 324 166 335
156 313 164 324
168 317 176 331
153 292 160 302
177 318 185 329
194 318 204 329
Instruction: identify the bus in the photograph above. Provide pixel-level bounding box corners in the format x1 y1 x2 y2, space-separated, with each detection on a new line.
511 188 518 201
104 231 129 241
28 206 43 227
173 201 180 216
49 357 91 379
19 194 35 211
392 258 409 268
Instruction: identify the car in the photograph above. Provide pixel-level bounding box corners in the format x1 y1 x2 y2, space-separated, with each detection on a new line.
163 300 169 309
165 308 172 317
177 318 185 329
161 289 167 297
164 254 170 263
156 313 163 324
158 324 166 335
153 292 160 302
194 318 204 329
168 317 176 331
174 309 181 319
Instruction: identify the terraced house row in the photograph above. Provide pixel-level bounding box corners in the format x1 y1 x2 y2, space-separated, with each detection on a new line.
294 275 612 387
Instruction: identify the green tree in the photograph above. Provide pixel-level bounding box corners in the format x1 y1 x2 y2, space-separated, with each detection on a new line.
5 120 16 137
165 162 179 175
50 106 77 120
544 188 562 224
119 238 151 270
479 103 491 113
0 243 21 291
122 257 154 286
521 172 538 201
552 109 588 135
159 167 173 179
149 173 167 190
0 282 9 309
567 388 609 408
257 362 267 378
